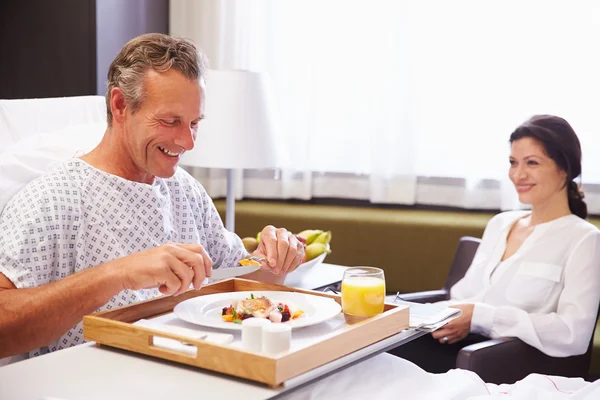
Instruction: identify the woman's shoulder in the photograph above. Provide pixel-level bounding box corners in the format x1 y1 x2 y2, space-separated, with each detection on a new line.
564 215 600 236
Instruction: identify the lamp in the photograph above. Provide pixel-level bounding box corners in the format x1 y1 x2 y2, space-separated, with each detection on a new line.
180 69 287 233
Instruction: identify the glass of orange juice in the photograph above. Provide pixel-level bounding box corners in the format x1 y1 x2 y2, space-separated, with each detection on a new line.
341 267 386 323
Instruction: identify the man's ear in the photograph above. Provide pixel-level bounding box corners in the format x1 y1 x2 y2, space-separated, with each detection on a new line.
110 87 127 123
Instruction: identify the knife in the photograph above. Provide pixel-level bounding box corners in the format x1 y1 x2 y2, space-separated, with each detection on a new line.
208 265 261 282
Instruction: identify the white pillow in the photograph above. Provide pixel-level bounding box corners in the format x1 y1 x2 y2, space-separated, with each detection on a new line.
0 123 106 213
0 96 106 147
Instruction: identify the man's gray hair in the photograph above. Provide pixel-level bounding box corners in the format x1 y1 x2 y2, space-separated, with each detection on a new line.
105 33 208 126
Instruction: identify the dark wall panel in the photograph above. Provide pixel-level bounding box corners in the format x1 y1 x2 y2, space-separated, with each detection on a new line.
0 0 97 99
0 0 169 100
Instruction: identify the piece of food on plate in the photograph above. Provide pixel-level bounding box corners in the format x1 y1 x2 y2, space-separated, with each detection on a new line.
239 258 261 267
238 296 275 318
221 293 304 324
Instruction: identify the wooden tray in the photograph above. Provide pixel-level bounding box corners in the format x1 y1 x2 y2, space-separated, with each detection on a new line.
83 279 409 387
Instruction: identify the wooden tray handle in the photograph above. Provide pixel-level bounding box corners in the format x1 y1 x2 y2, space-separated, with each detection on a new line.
147 331 203 359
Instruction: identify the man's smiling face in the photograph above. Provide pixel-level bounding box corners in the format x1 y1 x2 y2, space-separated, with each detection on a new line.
122 68 204 183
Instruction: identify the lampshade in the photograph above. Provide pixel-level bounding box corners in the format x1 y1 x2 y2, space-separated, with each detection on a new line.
180 69 288 170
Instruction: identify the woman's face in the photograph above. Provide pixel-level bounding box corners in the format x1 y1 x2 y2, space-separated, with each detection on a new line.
509 137 567 206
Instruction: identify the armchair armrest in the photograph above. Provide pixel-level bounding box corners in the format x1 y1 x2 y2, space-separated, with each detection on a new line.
457 337 591 384
397 289 449 304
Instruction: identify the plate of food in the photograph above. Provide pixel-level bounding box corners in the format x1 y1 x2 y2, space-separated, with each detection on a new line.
174 291 342 331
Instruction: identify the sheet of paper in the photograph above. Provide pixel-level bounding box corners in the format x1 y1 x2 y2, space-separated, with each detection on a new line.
391 300 462 331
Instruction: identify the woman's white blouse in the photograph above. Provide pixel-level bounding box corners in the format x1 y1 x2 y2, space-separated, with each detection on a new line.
447 211 600 357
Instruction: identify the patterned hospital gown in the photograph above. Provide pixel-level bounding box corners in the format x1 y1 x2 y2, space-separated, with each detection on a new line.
0 159 247 359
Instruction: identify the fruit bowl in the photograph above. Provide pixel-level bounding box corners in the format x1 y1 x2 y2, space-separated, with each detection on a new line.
284 252 327 288
240 229 331 279
293 251 327 274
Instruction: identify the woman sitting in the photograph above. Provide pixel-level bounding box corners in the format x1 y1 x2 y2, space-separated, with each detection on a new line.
390 114 600 373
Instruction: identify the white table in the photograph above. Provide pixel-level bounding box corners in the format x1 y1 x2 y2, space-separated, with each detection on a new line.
0 328 425 400
0 263 423 400
283 262 347 291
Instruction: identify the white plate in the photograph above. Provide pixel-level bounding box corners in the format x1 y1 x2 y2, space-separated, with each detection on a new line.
174 291 341 331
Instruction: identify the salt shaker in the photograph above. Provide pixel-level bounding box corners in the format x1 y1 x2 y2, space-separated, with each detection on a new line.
261 323 292 355
241 318 271 352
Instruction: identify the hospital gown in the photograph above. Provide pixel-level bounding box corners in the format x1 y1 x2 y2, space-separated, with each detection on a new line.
0 159 247 359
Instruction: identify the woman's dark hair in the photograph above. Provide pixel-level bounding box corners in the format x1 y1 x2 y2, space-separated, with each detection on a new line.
509 114 587 219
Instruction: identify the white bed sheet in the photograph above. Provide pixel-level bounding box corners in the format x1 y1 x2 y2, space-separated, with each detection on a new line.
281 353 600 400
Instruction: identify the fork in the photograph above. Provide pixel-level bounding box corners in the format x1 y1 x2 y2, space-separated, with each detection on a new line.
247 255 266 263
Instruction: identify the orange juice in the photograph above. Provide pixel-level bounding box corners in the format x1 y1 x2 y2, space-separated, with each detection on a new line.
341 276 385 323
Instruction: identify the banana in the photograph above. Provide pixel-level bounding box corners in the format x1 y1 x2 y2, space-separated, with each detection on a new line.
256 232 261 243
242 237 258 253
305 242 332 261
296 229 323 245
312 231 332 245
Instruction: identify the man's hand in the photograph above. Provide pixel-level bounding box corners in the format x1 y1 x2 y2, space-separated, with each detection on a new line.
0 243 213 358
253 225 304 276
431 304 474 344
110 243 213 296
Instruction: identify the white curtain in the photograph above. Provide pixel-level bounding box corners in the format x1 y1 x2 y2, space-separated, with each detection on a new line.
170 0 600 213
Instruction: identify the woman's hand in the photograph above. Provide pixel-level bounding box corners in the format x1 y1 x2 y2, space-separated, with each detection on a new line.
431 304 474 344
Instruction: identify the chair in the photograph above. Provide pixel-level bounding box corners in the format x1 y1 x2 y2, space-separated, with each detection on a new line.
399 236 598 384
396 236 481 304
